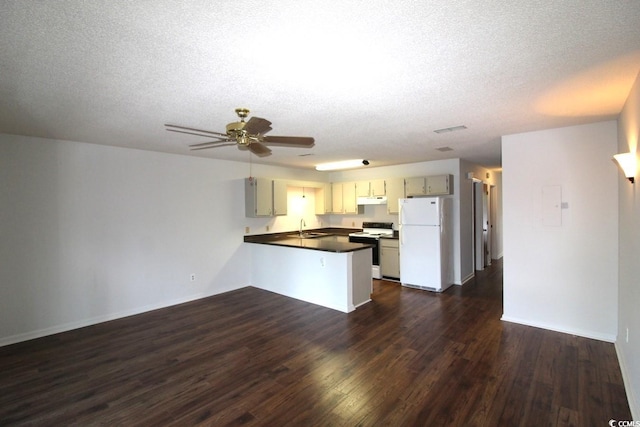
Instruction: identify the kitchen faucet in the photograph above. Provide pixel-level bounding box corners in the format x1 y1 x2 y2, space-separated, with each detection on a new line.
299 218 306 236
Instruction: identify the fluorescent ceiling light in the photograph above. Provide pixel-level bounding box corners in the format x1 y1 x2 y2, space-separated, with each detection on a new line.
315 159 365 171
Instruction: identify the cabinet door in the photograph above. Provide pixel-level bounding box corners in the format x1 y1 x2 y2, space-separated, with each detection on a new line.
255 178 273 216
356 181 370 197
380 240 400 279
324 183 333 213
272 180 288 215
314 183 332 215
385 178 405 214
405 177 426 197
332 183 344 213
342 182 358 214
370 179 386 196
426 174 452 195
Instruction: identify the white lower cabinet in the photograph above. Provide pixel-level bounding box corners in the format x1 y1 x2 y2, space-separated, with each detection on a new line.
380 238 400 279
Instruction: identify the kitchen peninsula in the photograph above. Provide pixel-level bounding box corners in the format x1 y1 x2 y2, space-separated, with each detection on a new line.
244 230 373 313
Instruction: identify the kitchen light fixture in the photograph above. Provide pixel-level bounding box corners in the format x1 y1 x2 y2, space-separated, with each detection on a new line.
315 159 367 171
613 152 637 183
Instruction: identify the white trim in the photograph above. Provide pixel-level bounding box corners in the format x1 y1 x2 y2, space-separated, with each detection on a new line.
461 272 475 285
0 286 242 348
354 298 372 309
500 315 616 343
615 342 639 420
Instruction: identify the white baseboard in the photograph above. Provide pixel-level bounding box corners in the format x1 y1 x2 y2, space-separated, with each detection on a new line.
461 272 475 285
615 341 639 420
0 285 245 348
500 315 616 343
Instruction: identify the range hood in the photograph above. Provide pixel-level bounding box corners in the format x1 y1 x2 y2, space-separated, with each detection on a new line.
357 196 388 205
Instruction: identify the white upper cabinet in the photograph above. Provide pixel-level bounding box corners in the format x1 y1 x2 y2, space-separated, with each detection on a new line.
385 178 405 214
272 180 288 215
314 183 332 215
245 178 287 217
331 182 344 214
426 174 452 195
356 181 371 197
342 182 358 214
404 177 426 197
331 182 362 214
405 175 453 197
370 179 386 196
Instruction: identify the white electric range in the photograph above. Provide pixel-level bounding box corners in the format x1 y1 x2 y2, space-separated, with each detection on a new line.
348 222 394 279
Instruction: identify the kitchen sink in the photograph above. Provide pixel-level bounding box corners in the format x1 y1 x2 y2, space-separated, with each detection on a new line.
289 232 330 239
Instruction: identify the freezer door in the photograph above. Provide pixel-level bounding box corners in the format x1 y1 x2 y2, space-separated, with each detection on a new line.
400 224 442 288
399 198 440 226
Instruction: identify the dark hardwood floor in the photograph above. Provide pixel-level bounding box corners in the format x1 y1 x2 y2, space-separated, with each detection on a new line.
0 259 630 426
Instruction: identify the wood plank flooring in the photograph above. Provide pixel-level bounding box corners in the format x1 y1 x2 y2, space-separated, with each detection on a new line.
0 259 631 426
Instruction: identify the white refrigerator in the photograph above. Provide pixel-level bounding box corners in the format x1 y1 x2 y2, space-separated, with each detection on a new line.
399 197 453 292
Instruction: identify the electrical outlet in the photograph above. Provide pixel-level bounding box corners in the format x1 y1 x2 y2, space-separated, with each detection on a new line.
190 273 196 282
266 225 270 232
352 221 355 227
320 257 325 267
245 226 250 234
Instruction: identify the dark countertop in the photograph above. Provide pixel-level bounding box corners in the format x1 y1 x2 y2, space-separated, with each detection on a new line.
244 227 373 253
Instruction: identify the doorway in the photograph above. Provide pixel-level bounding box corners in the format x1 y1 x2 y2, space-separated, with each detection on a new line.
473 181 492 271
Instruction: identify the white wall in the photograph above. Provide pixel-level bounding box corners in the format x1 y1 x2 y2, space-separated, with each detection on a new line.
0 133 503 346
0 134 323 345
502 121 619 341
616 70 640 419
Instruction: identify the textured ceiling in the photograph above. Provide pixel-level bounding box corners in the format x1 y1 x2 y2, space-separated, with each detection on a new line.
1 1 640 170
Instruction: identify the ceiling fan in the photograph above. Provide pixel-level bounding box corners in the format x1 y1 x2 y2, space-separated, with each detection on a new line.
165 108 315 157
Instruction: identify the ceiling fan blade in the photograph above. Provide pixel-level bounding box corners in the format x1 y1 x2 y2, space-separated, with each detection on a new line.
189 139 234 148
244 117 272 135
248 142 272 157
165 124 228 138
167 128 231 140
262 136 315 147
190 142 237 151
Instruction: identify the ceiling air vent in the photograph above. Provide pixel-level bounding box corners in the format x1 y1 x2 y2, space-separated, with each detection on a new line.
434 125 467 134
436 146 454 152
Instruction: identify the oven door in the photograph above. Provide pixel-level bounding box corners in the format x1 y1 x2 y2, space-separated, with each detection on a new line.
348 235 380 266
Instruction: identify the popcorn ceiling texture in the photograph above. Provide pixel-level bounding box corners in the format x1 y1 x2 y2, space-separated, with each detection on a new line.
1 0 639 169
